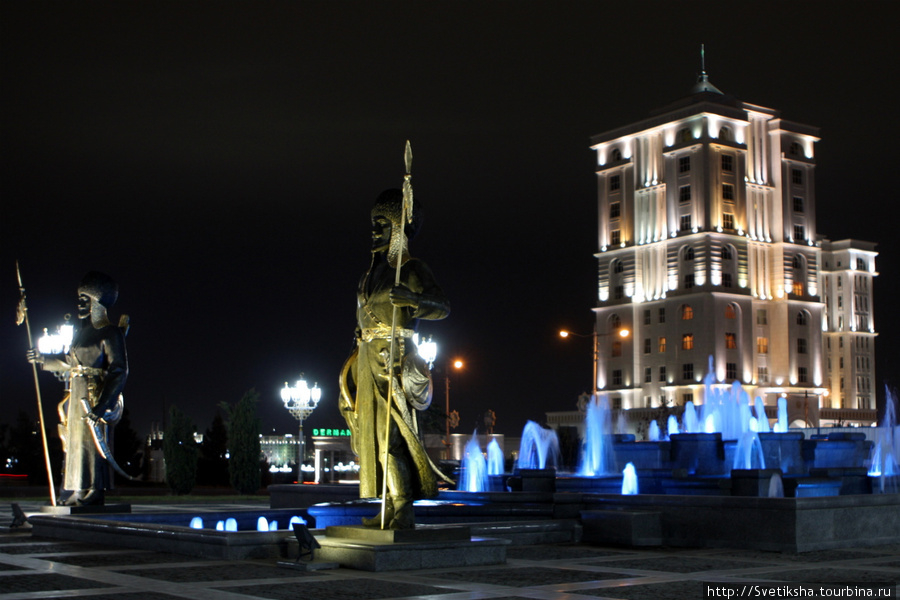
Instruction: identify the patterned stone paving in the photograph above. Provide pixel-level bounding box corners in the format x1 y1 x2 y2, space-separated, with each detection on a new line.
0 500 898 600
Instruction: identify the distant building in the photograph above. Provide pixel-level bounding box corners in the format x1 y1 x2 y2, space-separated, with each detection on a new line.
575 68 877 432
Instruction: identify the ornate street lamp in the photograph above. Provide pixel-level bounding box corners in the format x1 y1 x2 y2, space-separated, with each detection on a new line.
280 377 321 483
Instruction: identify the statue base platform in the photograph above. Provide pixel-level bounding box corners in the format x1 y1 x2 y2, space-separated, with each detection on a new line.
315 524 509 571
40 504 132 515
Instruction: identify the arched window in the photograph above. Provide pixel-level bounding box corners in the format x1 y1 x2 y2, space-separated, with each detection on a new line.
610 314 621 329
725 305 736 319
719 126 733 141
684 246 694 261
797 311 808 326
792 255 802 270
677 128 692 143
614 260 624 274
682 305 693 320
611 148 622 161
722 246 732 260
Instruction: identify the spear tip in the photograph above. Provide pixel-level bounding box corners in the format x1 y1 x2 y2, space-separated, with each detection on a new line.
404 140 413 175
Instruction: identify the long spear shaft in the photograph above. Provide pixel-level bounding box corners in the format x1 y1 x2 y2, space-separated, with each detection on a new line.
15 261 58 506
380 141 413 529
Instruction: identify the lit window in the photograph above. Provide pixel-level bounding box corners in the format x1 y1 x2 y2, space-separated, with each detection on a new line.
725 333 737 349
682 305 693 320
659 337 667 353
793 281 803 296
679 156 691 173
757 337 769 354
725 305 736 319
722 183 734 201
723 213 734 230
721 154 733 172
679 185 691 203
609 202 621 219
682 334 694 350
610 174 621 191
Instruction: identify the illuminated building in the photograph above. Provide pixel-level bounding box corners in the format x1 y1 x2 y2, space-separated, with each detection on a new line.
589 68 877 428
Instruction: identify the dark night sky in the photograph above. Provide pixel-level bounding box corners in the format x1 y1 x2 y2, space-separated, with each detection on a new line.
2 2 898 441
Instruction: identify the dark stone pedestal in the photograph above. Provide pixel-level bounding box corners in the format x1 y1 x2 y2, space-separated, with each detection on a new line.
40 503 131 515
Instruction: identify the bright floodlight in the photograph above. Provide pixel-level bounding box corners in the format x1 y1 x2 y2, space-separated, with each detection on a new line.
618 328 630 338
453 359 464 370
37 322 74 355
414 333 438 368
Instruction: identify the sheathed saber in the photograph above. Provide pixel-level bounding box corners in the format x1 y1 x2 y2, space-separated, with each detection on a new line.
15 261 58 506
380 141 414 529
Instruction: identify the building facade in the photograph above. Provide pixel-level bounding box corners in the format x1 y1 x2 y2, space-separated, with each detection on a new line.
589 72 877 429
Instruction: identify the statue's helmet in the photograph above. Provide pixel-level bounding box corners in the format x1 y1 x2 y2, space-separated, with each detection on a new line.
78 271 118 308
371 188 423 240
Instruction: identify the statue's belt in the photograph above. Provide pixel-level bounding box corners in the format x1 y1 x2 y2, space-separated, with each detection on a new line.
70 366 107 378
361 327 415 342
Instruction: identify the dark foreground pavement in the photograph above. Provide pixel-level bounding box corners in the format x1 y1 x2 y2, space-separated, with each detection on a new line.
1 500 898 600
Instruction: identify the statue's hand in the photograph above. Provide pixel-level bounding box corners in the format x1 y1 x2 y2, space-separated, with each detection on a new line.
389 285 419 309
84 411 102 425
26 348 44 364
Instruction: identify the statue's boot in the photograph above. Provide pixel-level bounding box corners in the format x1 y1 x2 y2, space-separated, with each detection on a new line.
386 456 415 530
77 489 105 506
362 498 393 528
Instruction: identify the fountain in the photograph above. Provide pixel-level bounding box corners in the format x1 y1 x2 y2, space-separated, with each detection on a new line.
459 432 488 492
517 420 560 470
621 463 639 495
868 388 899 492
487 438 504 475
579 396 615 476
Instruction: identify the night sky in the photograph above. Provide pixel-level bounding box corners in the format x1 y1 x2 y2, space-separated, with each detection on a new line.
2 2 898 441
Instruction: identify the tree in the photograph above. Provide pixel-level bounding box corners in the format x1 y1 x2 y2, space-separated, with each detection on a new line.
198 412 229 486
163 405 198 495
221 389 261 495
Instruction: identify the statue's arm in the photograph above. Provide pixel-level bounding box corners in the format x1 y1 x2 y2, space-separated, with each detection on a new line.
404 259 450 321
93 328 128 417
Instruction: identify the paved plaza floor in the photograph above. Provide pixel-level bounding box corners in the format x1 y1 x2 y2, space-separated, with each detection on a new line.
1 500 898 600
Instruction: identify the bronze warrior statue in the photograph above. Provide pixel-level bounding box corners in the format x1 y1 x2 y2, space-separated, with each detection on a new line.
28 272 128 506
339 189 450 529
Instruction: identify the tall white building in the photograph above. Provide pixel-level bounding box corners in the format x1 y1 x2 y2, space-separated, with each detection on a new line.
588 70 877 428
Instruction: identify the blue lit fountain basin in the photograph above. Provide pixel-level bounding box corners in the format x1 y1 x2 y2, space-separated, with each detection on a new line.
28 508 313 561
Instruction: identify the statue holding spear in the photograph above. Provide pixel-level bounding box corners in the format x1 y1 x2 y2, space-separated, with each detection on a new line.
339 142 451 529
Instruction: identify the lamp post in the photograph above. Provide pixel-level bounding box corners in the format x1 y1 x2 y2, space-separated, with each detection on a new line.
445 359 464 458
280 377 321 483
560 327 629 396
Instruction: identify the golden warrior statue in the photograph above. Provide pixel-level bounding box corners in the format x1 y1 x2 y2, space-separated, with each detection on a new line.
28 272 129 506
339 182 450 530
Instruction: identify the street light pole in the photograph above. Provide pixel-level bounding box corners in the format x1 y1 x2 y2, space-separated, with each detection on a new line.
280 378 321 484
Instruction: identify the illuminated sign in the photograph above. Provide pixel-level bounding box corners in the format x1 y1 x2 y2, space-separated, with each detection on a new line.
311 428 352 437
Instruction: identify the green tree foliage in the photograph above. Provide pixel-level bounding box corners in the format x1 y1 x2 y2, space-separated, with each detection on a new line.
198 412 229 486
113 407 143 481
221 389 261 494
163 405 198 495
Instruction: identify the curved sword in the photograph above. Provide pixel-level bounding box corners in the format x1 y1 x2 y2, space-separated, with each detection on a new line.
81 399 139 481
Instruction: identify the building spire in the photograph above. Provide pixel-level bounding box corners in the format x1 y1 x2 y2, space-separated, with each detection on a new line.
692 43 723 95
